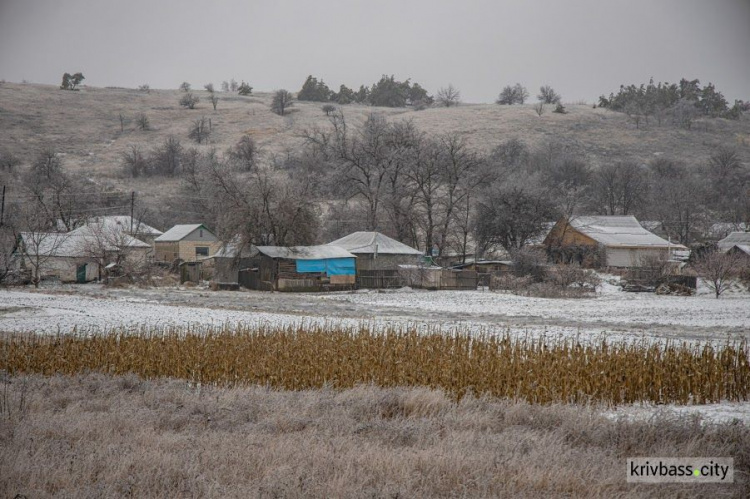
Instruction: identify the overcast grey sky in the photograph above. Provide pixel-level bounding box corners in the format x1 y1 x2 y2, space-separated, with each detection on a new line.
1 0 748 103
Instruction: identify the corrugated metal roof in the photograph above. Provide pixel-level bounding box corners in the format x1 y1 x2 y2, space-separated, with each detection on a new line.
155 224 211 242
718 232 750 251
327 231 422 255
257 245 356 260
94 216 163 236
69 222 150 249
569 216 679 248
56 216 163 236
213 243 258 258
19 232 118 258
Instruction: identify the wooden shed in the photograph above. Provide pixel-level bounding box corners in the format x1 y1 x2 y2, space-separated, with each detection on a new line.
210 243 258 284
327 231 422 271
241 245 357 292
327 231 423 288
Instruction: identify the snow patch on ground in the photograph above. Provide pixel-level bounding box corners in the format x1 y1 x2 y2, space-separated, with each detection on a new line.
603 402 750 425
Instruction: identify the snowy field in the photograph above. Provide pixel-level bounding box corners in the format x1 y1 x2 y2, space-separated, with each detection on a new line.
2 285 750 423
0 284 748 344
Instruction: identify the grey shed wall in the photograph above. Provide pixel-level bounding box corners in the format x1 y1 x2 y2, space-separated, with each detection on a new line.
213 257 254 283
354 253 421 271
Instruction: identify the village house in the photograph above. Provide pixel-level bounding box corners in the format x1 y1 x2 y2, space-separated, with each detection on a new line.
327 231 422 288
16 232 100 283
327 231 423 270
718 232 750 259
544 215 689 268
154 224 221 263
66 219 152 268
15 222 150 283
241 245 356 291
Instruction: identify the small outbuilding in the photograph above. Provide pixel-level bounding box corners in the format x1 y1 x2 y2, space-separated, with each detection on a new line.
327 231 423 289
241 245 357 291
154 224 221 263
327 231 422 271
210 243 258 284
718 232 750 256
544 216 688 268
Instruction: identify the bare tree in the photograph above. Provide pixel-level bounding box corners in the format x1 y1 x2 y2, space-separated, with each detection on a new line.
670 98 699 129
271 90 294 116
229 79 238 92
647 158 700 245
136 113 150 130
436 84 461 107
436 134 481 253
179 81 191 92
138 84 150 93
151 137 182 176
227 135 259 171
23 148 96 231
14 206 69 288
694 250 741 298
534 102 545 117
537 85 561 104
221 81 230 92
475 179 558 253
514 84 529 104
189 117 211 144
77 219 150 281
589 161 648 215
496 83 528 105
209 94 219 111
31 147 62 180
204 83 215 93
0 225 16 284
181 150 319 247
122 145 148 177
0 148 21 171
179 93 199 109
407 138 444 252
322 104 336 116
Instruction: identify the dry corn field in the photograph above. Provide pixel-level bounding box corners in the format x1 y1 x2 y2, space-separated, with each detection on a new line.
2 324 749 406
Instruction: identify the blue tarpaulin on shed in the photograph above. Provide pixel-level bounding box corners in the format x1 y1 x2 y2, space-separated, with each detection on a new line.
296 258 356 276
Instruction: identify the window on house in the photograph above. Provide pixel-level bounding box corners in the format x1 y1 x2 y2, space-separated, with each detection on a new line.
195 247 209 257
199 229 203 237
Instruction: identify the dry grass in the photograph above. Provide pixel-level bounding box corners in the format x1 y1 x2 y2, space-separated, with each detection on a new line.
2 324 749 405
0 373 748 498
1 82 747 187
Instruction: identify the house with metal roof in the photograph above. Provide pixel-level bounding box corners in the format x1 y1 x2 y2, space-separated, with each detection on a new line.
154 224 221 263
243 245 357 291
718 232 750 256
544 216 689 268
15 221 152 283
327 231 422 271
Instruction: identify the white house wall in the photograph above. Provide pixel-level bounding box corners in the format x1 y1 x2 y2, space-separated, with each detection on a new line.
605 247 668 268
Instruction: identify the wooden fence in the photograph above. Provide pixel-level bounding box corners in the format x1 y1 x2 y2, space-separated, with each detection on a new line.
439 269 478 290
357 269 403 289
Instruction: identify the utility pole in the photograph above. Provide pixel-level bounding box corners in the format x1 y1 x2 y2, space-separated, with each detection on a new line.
130 191 135 233
0 185 5 226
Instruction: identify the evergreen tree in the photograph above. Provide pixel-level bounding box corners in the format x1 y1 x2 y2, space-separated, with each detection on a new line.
297 75 332 102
